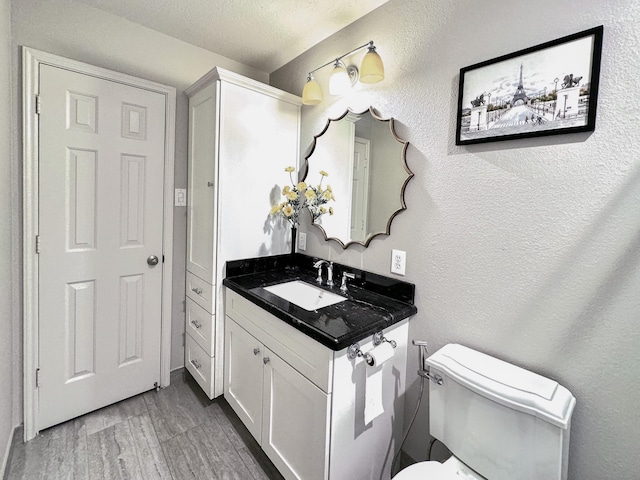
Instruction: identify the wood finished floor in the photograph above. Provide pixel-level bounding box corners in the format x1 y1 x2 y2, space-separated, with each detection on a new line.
5 370 285 480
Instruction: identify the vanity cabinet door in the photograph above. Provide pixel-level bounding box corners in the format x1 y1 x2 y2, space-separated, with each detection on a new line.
262 349 331 480
224 318 264 441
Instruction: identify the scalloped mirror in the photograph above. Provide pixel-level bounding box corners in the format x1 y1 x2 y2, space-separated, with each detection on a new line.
302 107 412 248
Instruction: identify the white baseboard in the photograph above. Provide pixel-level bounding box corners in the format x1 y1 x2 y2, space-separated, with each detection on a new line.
0 426 17 479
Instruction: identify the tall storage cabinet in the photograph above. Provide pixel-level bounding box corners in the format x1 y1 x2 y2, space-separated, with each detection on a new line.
185 68 301 398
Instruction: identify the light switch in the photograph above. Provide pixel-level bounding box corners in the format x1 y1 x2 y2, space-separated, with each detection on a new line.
175 188 187 207
298 232 307 251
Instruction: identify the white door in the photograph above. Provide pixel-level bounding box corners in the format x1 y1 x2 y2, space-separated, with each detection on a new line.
313 118 354 241
37 64 166 430
350 137 370 242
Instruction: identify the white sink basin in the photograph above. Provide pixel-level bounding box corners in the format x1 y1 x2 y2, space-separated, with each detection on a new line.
263 280 347 311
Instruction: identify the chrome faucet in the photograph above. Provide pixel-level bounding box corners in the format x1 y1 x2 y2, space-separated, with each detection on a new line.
313 260 334 287
340 272 355 293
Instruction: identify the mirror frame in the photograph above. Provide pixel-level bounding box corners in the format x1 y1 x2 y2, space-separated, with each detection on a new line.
301 107 413 248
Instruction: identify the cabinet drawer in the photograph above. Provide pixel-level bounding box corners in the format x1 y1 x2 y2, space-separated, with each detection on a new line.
226 289 334 393
186 298 215 354
186 271 214 313
185 334 214 399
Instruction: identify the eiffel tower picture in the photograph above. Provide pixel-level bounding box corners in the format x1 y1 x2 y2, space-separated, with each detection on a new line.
512 63 528 106
457 26 602 145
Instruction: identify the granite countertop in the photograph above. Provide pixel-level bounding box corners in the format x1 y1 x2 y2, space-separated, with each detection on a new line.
223 254 417 351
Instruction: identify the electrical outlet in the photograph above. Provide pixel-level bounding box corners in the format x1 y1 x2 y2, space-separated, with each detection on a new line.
391 249 406 275
298 232 307 251
174 188 187 207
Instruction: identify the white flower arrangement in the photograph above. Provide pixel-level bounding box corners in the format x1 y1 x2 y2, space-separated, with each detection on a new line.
270 166 335 227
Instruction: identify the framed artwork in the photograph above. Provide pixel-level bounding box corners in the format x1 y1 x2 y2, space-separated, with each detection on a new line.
456 26 603 145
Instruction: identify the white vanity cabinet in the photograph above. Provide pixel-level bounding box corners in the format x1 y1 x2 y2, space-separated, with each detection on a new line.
184 68 301 398
224 289 409 480
226 319 331 480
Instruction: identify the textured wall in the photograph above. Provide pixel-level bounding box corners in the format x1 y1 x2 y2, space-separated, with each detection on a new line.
271 0 640 478
1 0 14 472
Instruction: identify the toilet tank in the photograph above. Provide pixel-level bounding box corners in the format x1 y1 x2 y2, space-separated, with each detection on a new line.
426 344 576 480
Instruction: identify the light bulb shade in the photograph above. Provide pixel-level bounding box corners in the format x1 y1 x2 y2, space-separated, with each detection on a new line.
302 77 323 105
329 63 351 95
360 49 385 84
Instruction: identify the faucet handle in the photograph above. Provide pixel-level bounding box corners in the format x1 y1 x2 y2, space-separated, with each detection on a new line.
340 272 355 293
314 260 325 283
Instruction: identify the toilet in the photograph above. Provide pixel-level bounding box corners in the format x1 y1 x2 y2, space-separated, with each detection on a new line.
395 344 576 480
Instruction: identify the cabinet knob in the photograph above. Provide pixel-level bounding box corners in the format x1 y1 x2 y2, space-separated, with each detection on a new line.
253 348 260 356
207 181 214 187
191 287 203 295
190 359 201 370
190 319 202 329
263 357 270 365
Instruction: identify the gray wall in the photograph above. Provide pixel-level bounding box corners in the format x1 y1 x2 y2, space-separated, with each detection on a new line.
271 1 640 478
1 0 14 473
9 0 267 432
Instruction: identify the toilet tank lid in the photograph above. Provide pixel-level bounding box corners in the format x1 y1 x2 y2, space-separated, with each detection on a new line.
426 344 576 429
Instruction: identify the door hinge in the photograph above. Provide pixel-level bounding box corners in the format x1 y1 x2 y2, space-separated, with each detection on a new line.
35 95 41 115
35 235 41 254
35 368 40 388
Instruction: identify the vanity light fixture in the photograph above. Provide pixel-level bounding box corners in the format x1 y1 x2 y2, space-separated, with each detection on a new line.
302 40 385 105
302 73 323 105
328 60 353 96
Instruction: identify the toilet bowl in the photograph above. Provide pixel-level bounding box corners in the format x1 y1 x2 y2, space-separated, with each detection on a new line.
394 456 484 480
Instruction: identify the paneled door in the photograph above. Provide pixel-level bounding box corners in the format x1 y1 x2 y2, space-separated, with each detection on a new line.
37 64 166 430
224 319 264 441
350 137 370 242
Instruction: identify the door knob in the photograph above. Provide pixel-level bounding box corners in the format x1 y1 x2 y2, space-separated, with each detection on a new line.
147 255 159 266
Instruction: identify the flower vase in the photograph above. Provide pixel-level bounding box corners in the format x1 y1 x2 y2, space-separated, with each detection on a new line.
290 226 297 255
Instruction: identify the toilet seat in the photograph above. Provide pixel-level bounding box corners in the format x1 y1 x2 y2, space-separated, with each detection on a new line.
394 456 486 480
393 461 458 480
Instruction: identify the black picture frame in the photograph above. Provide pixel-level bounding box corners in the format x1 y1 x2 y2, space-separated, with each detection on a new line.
455 26 603 145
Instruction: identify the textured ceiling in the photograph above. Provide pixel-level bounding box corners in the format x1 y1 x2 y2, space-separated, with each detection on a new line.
74 0 390 73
